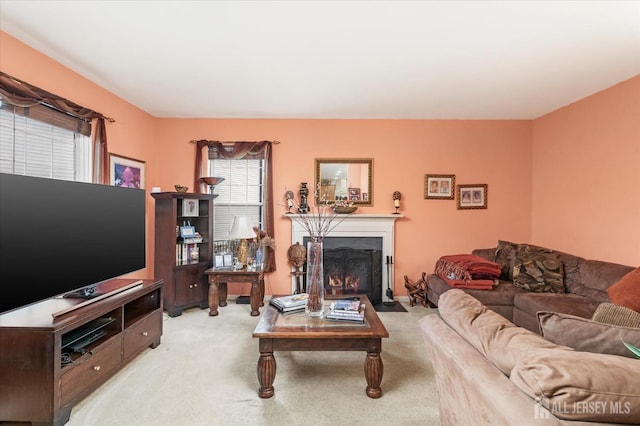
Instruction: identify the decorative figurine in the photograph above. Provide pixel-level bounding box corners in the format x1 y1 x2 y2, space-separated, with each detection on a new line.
298 182 309 214
287 242 307 294
393 191 402 214
285 190 295 213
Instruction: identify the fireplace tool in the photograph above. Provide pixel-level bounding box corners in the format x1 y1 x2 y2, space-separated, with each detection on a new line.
384 256 397 305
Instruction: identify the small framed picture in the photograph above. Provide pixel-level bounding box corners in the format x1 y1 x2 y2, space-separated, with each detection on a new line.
223 254 233 267
180 226 196 238
457 184 488 209
425 174 455 199
109 153 146 189
348 187 361 200
182 199 199 217
215 254 225 268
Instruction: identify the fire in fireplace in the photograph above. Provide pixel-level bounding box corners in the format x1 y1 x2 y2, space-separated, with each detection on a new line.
303 237 383 305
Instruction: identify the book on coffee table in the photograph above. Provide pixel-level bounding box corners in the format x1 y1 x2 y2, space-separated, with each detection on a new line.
269 294 308 312
326 301 365 322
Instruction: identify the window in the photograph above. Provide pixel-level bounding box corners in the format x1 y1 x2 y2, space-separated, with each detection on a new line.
0 103 92 182
209 157 265 242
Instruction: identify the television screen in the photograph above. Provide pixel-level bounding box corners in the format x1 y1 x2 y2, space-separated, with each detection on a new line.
0 173 146 314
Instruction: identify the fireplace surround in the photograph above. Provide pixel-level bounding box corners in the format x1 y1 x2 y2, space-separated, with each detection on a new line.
287 214 402 302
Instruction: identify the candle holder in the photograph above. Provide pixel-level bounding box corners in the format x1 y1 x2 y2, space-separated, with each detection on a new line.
393 191 401 214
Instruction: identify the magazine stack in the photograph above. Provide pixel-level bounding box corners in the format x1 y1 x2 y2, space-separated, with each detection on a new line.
326 298 365 323
269 293 308 314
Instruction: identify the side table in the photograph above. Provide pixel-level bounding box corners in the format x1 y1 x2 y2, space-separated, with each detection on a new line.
205 268 265 316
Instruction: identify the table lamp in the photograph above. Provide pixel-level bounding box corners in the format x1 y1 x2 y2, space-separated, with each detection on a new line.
228 216 256 267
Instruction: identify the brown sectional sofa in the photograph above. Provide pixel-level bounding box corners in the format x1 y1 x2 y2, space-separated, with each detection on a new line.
425 243 635 334
420 289 640 425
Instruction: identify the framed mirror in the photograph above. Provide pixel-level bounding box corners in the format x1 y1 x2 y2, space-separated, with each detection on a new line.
315 158 373 206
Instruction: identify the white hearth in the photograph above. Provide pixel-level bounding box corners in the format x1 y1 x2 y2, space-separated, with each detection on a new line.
286 214 402 301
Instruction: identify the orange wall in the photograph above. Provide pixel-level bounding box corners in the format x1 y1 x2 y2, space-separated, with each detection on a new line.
0 32 158 280
155 119 532 296
532 76 640 266
5 30 636 300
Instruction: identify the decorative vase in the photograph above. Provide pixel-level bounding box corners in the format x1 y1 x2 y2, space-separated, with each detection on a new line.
305 241 324 317
255 245 264 269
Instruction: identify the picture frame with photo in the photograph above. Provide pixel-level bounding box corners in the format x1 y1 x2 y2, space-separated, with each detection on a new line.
182 199 199 217
457 184 488 209
109 153 146 189
424 174 455 199
348 187 361 201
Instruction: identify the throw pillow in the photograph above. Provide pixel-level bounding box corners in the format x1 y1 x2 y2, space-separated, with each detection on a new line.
592 302 640 328
512 246 565 293
607 267 640 313
537 311 640 358
494 240 519 281
510 349 640 424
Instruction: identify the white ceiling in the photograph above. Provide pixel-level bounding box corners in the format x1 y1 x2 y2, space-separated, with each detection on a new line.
1 1 639 119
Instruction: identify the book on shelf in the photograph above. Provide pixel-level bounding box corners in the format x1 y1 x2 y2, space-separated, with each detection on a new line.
182 236 203 244
269 294 308 312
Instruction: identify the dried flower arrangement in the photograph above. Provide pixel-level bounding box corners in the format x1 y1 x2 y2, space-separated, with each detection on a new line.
287 184 353 315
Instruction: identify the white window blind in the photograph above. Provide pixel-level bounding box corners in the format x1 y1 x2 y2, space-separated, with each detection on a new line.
209 158 265 242
0 105 91 182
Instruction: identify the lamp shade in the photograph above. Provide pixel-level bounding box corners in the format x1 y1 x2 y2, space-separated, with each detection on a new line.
228 216 255 240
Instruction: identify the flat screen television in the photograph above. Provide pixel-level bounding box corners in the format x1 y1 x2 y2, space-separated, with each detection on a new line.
0 173 146 314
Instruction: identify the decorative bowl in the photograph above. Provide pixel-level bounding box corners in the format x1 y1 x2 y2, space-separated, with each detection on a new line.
332 205 358 214
174 185 189 193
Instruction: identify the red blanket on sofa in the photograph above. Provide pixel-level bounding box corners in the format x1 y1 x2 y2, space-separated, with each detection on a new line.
434 254 501 290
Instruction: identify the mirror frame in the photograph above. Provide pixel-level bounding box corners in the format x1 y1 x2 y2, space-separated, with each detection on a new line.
315 158 373 206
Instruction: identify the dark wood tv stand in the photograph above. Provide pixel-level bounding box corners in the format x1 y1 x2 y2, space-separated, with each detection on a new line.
0 278 163 426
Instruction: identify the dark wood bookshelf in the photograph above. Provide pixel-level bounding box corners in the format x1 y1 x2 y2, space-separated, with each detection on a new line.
151 192 216 316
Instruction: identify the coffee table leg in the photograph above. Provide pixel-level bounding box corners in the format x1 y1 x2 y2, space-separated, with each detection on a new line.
364 350 383 398
257 351 276 398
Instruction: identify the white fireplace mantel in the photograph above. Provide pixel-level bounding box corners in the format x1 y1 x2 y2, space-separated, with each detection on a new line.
286 214 403 301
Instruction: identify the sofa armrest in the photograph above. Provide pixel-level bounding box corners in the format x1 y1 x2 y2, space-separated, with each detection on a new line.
420 314 569 425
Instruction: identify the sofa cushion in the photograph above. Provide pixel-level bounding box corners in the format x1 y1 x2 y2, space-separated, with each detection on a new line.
510 349 640 424
607 267 640 313
512 247 565 293
592 302 640 328
494 240 519 280
537 311 640 358
437 289 571 375
471 247 495 262
577 260 635 303
514 292 599 321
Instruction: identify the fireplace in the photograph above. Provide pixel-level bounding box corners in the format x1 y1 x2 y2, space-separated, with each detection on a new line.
303 237 383 305
289 214 402 303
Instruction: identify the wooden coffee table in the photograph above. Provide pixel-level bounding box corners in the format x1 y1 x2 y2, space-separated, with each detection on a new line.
252 294 389 399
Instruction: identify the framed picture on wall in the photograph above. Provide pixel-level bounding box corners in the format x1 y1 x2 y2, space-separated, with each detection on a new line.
424 174 455 199
457 184 488 209
109 153 146 189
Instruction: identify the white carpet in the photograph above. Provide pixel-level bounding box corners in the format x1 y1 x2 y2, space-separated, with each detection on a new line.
67 298 441 426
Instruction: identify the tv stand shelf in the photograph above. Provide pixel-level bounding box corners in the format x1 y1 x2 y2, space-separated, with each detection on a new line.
0 278 163 426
